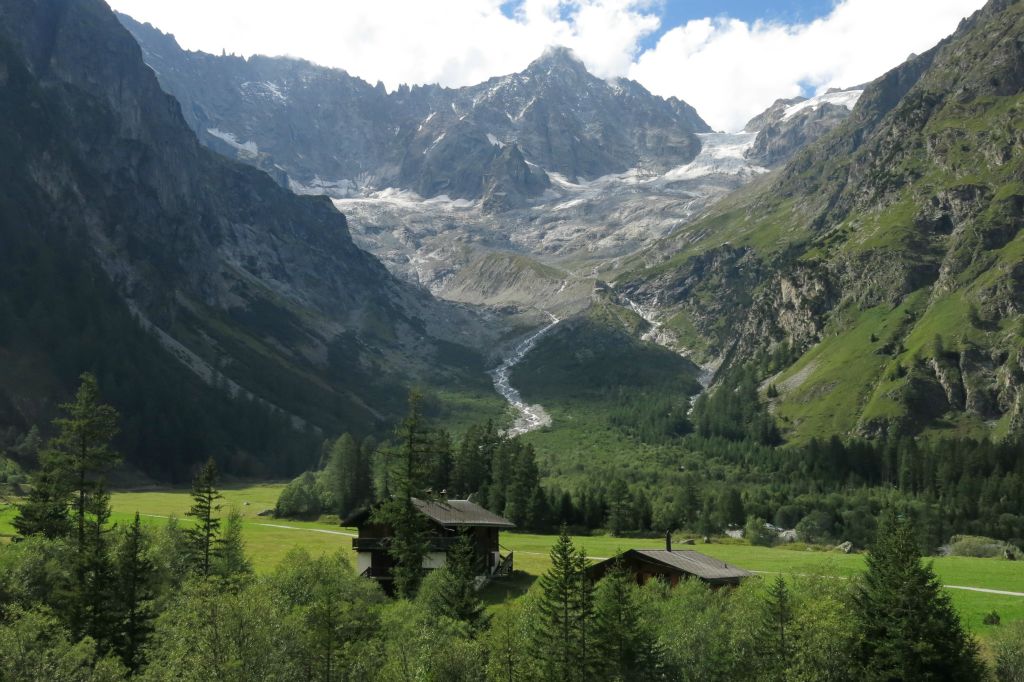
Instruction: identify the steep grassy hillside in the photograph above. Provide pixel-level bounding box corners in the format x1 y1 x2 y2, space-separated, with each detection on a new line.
619 0 1024 444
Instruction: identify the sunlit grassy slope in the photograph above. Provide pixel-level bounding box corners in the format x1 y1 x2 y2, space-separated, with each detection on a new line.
2 485 1021 636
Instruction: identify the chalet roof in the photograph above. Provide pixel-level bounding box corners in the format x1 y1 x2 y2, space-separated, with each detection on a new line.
635 549 751 580
344 497 515 529
588 548 751 582
411 498 516 528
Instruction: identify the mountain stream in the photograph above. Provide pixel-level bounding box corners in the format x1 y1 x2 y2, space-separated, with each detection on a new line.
490 313 560 436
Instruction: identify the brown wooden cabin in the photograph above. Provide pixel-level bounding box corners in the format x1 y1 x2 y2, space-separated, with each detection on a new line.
586 536 751 588
347 498 515 591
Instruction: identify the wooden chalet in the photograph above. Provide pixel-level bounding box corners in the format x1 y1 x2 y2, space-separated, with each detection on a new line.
586 535 751 588
347 498 515 590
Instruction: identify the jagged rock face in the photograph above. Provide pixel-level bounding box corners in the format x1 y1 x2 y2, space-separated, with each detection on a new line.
744 97 806 133
619 0 1024 442
0 0 497 444
742 89 863 167
116 19 709 210
746 102 855 167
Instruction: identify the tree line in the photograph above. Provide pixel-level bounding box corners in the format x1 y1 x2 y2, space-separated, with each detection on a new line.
276 396 548 533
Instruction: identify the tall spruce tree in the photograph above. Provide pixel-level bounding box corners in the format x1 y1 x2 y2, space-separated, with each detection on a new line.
113 512 156 671
592 561 664 681
534 526 594 682
15 374 121 639
46 374 120 560
421 534 487 629
13 465 73 538
451 420 498 496
186 458 223 577
371 392 435 597
756 575 793 681
217 506 253 581
81 488 117 649
324 433 367 518
854 509 985 680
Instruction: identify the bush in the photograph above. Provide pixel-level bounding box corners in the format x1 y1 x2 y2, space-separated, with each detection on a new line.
993 621 1024 681
745 516 776 547
795 511 835 545
948 535 1020 559
274 472 323 519
984 611 1001 626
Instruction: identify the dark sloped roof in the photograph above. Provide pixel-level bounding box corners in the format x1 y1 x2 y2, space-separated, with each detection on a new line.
632 549 751 580
587 548 751 582
343 498 516 528
412 498 515 528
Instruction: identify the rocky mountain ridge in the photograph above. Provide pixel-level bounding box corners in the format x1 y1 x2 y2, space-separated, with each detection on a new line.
116 17 710 211
117 14 867 330
0 0 505 476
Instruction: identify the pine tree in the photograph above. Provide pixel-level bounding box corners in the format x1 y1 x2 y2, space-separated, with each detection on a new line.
592 562 664 681
113 512 156 671
854 509 985 680
605 479 633 535
186 458 223 577
13 464 72 538
45 373 120 563
324 433 362 517
451 420 498 496
534 526 593 682
18 374 120 639
371 392 435 597
575 546 595 681
757 575 793 681
81 488 117 649
217 506 253 581
719 488 745 527
421 534 487 628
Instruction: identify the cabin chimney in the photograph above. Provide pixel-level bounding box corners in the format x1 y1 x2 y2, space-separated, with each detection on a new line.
665 530 672 552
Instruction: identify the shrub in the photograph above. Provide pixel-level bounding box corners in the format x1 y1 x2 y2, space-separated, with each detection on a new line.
796 511 835 545
274 472 323 519
948 535 1020 559
984 611 1001 626
745 516 776 547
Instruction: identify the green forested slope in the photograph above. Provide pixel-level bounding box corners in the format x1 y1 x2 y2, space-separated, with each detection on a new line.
618 0 1024 444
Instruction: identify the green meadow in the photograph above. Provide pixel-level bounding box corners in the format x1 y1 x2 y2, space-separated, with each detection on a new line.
3 484 1022 637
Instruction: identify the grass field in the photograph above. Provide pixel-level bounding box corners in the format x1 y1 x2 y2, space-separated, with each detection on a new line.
2 484 1022 637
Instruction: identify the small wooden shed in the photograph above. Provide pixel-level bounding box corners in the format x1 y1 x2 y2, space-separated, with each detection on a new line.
586 539 751 588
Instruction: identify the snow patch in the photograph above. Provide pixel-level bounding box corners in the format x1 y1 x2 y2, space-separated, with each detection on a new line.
240 81 287 103
206 128 258 156
417 111 436 132
658 132 766 182
783 89 863 120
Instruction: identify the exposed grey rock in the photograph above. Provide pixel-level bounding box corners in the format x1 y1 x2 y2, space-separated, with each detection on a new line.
116 17 709 209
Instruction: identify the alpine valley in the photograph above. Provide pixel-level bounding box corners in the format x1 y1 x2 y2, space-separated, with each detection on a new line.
4 1 1024 678
1 0 1022 485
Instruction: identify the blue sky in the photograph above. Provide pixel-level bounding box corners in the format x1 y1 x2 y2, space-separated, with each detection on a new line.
639 0 839 50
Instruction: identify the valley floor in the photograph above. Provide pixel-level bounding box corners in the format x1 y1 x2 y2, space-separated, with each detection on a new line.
2 483 1021 637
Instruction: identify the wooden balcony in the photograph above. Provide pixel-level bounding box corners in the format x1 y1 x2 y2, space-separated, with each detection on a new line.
352 536 464 552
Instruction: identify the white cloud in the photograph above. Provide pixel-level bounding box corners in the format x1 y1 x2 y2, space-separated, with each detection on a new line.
105 0 660 88
630 0 986 131
107 0 986 132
